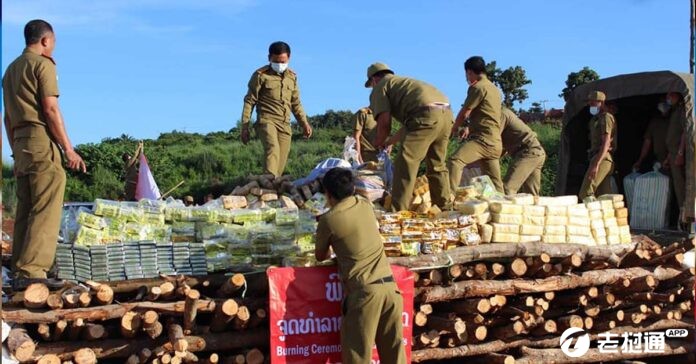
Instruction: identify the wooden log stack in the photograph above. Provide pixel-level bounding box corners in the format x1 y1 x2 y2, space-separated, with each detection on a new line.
2 272 269 363
405 236 696 363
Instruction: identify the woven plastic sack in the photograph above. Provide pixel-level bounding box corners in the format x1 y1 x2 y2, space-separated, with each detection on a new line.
630 164 670 229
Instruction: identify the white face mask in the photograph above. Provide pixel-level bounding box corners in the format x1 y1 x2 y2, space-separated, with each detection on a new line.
589 106 600 115
271 62 288 74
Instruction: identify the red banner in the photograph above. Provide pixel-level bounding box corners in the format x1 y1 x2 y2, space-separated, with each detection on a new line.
268 265 414 364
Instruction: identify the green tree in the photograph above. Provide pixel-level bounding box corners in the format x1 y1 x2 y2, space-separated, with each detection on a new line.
485 61 532 108
559 67 600 101
529 102 544 114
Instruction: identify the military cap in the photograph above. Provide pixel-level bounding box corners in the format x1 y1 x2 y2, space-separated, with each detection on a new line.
365 62 394 87
587 91 606 102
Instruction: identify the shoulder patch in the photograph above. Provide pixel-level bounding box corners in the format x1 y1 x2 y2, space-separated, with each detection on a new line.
255 65 270 74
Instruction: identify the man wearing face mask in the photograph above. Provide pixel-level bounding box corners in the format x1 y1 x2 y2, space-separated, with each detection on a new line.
240 41 312 177
3 19 86 289
579 91 617 199
448 56 504 193
663 92 687 218
366 62 452 212
632 102 669 171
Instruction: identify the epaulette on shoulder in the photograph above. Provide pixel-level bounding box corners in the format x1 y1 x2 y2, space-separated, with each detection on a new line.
255 65 270 74
285 68 297 77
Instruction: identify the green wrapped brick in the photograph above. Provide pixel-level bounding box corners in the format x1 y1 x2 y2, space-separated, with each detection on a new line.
77 212 107 230
276 207 299 225
94 199 120 218
75 226 104 246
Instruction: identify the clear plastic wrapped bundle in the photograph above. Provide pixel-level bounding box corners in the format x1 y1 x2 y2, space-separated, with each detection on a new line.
94 199 120 218
74 226 104 246
77 211 107 230
275 207 299 226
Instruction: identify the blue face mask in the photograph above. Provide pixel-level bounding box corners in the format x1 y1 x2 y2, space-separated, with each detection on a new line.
589 106 600 115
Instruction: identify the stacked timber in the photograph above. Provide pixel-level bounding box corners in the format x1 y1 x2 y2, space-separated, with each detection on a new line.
227 174 319 210
391 236 695 363
2 273 270 363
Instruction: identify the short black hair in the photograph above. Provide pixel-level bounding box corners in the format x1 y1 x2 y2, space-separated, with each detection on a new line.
24 19 53 46
321 168 355 201
464 56 486 75
269 41 291 56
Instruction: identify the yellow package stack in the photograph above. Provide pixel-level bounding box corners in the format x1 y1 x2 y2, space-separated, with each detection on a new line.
566 204 594 245
490 201 522 243
543 204 568 244
600 194 631 244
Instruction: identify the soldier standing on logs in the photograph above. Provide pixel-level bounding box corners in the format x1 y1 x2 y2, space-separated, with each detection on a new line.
3 19 86 289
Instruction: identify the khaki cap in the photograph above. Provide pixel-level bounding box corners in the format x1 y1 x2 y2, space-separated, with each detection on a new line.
184 195 194 202
587 91 606 102
365 62 394 87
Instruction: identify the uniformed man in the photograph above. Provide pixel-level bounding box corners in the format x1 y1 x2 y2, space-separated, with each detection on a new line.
3 20 86 288
498 108 546 195
578 91 617 199
122 142 142 201
315 167 405 364
448 56 504 193
366 62 452 211
632 102 669 171
240 41 312 177
663 92 687 216
183 195 194 207
352 107 379 163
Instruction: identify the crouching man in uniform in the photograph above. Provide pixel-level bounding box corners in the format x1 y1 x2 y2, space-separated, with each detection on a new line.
315 168 406 364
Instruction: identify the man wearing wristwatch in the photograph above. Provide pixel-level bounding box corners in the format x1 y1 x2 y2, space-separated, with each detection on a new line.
663 92 687 219
240 41 312 177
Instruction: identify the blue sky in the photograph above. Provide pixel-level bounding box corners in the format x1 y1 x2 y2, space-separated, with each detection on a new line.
1 0 690 162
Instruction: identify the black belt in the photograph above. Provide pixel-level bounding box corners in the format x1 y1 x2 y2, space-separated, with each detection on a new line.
370 276 394 285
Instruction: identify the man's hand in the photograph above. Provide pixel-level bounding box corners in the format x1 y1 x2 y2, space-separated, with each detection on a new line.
458 126 470 141
65 149 87 173
587 162 599 180
241 126 250 144
302 122 313 139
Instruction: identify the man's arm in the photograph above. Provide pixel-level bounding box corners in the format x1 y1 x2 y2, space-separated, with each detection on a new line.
589 133 611 179
675 132 686 166
384 127 405 147
633 137 652 170
42 96 86 172
374 112 392 149
290 78 312 139
314 219 332 261
4 113 14 152
353 129 364 164
241 73 262 144
452 108 472 138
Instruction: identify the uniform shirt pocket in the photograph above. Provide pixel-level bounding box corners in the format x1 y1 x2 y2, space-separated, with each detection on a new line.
262 80 282 100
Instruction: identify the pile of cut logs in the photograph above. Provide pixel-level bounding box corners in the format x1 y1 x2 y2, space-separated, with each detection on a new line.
3 272 270 364
228 174 320 209
391 236 695 363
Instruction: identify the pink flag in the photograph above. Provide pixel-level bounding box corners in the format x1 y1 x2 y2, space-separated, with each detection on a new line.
135 153 161 200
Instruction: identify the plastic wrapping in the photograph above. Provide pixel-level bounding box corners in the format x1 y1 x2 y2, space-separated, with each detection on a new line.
630 165 670 229
94 199 120 218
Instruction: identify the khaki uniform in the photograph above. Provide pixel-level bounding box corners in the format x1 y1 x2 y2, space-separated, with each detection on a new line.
448 75 504 192
500 108 546 195
643 115 669 164
241 65 308 177
353 108 379 163
666 103 686 210
316 196 405 364
579 111 617 199
370 74 452 211
3 49 67 279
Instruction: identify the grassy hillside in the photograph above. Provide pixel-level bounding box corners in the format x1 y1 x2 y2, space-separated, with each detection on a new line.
1 112 561 214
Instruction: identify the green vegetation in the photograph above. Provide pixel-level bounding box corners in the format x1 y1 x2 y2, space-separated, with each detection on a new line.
2 111 561 212
486 61 533 108
560 67 600 101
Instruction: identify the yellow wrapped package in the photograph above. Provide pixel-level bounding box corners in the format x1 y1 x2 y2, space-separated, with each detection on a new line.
598 194 624 202
520 224 544 236
592 227 607 237
568 216 591 227
617 217 629 226
479 224 493 243
589 210 603 220
567 225 591 236
545 205 567 216
542 234 566 243
613 201 625 209
567 205 589 218
489 202 523 214
546 215 568 226
519 235 541 243
75 226 104 246
492 223 519 234
492 233 520 243
509 193 534 205
585 201 602 211
522 215 545 226
544 225 566 236
604 218 618 228
523 205 546 217
567 235 595 245
615 208 629 219
606 235 620 245
491 213 522 225
456 200 488 215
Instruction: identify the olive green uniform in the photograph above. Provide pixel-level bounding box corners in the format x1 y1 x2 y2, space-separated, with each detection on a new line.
500 108 546 195
316 196 405 364
579 112 617 199
666 103 686 210
241 65 308 177
370 74 452 211
448 75 504 192
353 108 379 163
643 115 669 163
3 49 67 279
